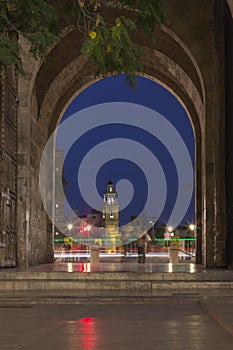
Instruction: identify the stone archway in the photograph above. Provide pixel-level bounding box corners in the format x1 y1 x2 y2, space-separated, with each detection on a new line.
16 0 231 268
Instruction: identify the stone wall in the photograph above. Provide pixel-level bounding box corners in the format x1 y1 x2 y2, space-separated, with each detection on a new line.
17 39 51 267
14 0 232 267
0 68 17 268
225 3 233 268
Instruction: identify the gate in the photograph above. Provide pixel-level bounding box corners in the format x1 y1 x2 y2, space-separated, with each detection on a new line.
0 68 17 268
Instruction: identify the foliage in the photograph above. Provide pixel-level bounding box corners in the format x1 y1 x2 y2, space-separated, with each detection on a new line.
0 0 166 85
0 0 59 72
120 0 165 33
81 16 143 87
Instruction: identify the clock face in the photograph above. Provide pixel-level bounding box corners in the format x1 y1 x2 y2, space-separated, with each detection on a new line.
107 195 115 204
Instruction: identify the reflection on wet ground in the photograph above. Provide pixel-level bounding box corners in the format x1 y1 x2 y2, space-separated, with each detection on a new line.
1 302 233 350
12 261 200 273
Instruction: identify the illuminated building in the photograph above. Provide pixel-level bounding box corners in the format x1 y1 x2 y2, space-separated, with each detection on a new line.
102 180 121 250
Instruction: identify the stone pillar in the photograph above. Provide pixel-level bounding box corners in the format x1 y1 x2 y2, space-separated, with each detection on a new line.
90 245 100 263
225 1 233 268
17 71 32 267
17 37 50 267
212 0 227 267
169 240 179 264
204 0 227 267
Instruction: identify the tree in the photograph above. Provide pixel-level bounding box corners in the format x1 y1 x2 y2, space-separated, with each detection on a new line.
0 0 165 85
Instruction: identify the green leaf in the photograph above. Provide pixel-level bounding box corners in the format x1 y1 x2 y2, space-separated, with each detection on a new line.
81 15 144 87
0 34 23 73
0 0 166 88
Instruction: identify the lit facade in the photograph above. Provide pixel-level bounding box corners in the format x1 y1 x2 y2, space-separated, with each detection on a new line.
102 180 121 250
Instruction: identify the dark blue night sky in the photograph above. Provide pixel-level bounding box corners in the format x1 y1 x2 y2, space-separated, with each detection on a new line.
58 75 195 226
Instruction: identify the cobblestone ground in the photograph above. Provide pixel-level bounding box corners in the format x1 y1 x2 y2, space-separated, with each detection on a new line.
1 301 233 350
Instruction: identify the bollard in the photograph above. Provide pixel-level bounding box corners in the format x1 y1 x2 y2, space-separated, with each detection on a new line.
90 245 100 263
169 240 179 264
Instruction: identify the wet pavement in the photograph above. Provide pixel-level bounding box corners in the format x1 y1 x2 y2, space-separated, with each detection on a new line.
12 261 199 273
0 262 233 348
0 299 233 349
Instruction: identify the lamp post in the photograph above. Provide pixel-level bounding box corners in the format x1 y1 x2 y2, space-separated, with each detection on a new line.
167 226 174 241
165 226 173 248
86 225 91 241
67 223 73 233
189 224 195 253
67 224 73 247
149 219 156 240
66 224 73 261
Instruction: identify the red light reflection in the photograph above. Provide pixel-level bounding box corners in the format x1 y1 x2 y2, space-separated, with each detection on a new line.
78 317 100 350
81 317 93 324
81 263 91 273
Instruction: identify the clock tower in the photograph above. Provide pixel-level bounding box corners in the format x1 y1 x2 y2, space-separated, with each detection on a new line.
103 180 121 250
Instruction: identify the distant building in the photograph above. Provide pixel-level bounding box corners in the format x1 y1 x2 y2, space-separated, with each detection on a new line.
54 149 65 235
87 209 104 228
71 180 123 249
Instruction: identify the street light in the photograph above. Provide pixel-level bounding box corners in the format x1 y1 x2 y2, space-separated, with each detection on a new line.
66 224 73 262
189 224 195 232
67 224 73 232
165 226 174 248
167 226 173 233
189 224 195 253
149 220 155 239
83 225 91 248
86 225 91 240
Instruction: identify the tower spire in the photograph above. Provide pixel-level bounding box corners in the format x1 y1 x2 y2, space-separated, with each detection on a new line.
108 174 113 185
